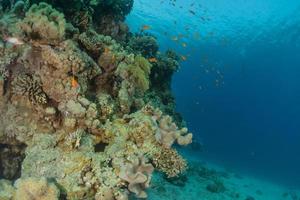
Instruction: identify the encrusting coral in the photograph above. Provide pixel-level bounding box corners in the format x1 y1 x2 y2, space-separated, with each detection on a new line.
14 177 60 200
0 0 193 199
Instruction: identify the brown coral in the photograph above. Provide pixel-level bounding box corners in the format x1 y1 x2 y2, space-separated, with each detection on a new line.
152 147 187 178
19 40 101 103
12 73 47 105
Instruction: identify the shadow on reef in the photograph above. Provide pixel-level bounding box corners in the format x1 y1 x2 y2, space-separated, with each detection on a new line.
0 0 193 199
0 143 26 180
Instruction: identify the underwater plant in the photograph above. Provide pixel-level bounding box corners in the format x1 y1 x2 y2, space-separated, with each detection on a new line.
0 0 193 199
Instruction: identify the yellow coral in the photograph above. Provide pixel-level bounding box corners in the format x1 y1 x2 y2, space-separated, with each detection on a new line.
134 55 151 75
14 177 60 200
152 146 187 178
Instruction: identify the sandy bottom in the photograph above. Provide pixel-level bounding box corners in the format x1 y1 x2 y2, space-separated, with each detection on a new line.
142 156 300 200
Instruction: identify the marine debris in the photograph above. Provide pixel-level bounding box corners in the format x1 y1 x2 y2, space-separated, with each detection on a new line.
0 0 192 199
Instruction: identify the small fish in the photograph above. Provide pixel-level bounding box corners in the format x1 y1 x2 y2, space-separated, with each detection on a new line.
3 36 24 45
182 42 187 47
171 36 178 41
180 55 187 61
141 25 151 31
71 76 80 89
189 10 196 15
148 57 158 63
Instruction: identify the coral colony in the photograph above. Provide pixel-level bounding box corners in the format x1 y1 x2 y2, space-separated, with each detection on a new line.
0 0 192 199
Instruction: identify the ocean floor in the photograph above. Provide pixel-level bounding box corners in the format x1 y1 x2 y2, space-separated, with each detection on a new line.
144 155 300 200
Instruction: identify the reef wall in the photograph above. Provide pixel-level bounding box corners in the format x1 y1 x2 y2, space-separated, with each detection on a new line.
0 0 192 199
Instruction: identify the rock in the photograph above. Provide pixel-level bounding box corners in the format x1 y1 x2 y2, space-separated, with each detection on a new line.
206 180 226 193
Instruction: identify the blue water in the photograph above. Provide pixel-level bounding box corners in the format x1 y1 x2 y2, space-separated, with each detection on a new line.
127 0 300 188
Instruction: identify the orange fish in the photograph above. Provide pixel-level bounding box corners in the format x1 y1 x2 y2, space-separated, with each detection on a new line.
148 57 158 63
141 25 151 31
71 76 79 89
180 55 187 61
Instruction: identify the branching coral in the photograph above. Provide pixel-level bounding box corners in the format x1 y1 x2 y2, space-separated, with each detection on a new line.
12 73 48 105
152 147 187 178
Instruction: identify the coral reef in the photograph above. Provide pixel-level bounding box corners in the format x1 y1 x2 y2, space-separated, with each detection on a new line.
12 73 47 104
19 2 66 44
0 1 193 199
0 179 15 200
119 155 154 198
151 147 187 178
127 33 159 58
14 177 60 200
0 144 26 180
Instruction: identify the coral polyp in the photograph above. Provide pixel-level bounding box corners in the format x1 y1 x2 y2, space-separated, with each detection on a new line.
0 0 192 199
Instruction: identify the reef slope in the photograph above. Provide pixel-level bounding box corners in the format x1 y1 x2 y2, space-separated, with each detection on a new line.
0 0 192 199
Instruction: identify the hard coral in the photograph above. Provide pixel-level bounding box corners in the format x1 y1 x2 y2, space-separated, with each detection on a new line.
19 40 101 103
14 177 60 200
0 47 19 80
128 34 159 58
12 73 47 105
152 147 187 178
0 179 15 200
